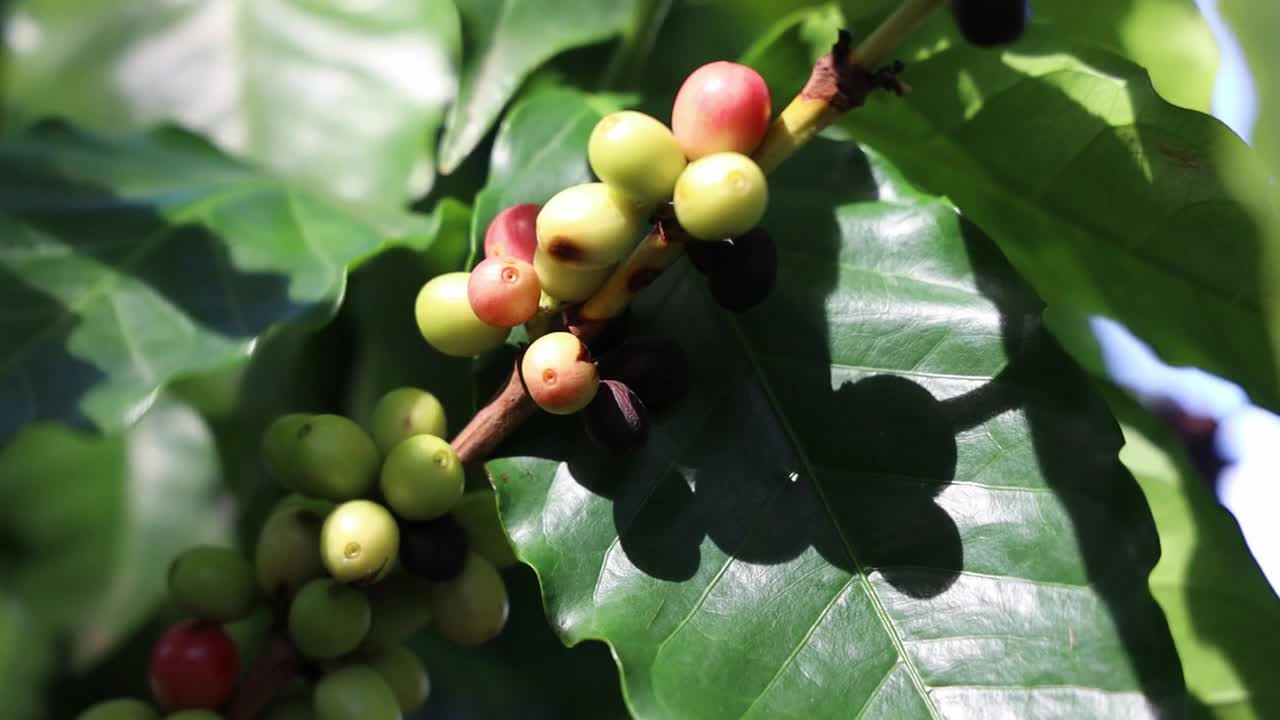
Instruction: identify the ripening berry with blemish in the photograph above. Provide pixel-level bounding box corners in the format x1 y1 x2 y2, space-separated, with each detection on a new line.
484 203 540 263
673 152 768 241
671 61 772 160
467 255 541 328
532 247 612 302
521 331 599 414
589 111 687 207
536 183 647 268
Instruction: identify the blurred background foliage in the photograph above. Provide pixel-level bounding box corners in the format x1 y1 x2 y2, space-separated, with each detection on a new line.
0 0 1277 718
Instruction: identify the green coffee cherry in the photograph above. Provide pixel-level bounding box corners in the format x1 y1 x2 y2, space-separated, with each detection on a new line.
533 248 611 302
313 665 400 720
321 500 399 585
536 183 646 268
367 645 430 712
164 711 222 720
261 413 311 489
360 571 433 650
288 578 371 659
76 699 159 720
292 415 380 501
369 387 446 455
588 111 687 207
167 546 256 622
451 492 517 568
379 434 463 521
673 152 768 241
429 553 509 646
521 331 599 415
415 272 510 357
256 495 331 599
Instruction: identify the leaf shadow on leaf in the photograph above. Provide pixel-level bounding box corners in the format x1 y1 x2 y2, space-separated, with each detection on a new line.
1 157 307 442
0 266 104 441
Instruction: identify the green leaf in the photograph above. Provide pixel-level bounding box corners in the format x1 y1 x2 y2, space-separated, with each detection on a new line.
1007 0 1218 112
1218 0 1280 382
0 122 455 444
469 88 606 262
490 138 1184 718
0 591 55 720
436 0 636 173
1110 393 1280 718
4 0 460 209
0 396 230 668
793 18 1280 412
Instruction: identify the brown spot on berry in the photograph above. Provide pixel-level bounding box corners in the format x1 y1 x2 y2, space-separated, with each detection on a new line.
548 237 585 262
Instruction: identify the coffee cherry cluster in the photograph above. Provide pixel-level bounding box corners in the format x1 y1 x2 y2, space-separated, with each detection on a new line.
78 387 515 720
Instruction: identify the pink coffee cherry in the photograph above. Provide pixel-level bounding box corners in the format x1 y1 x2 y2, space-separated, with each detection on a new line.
484 204 540 263
671 61 772 160
468 256 542 328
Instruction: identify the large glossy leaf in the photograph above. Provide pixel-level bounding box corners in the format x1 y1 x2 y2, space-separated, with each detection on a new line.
1015 0 1218 111
3 0 460 208
435 0 636 172
1218 0 1280 382
0 396 229 675
768 14 1280 412
1110 393 1280 719
490 137 1184 718
0 122 454 444
0 591 54 720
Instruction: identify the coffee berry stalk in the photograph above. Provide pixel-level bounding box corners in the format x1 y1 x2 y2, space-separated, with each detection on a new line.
450 0 953 467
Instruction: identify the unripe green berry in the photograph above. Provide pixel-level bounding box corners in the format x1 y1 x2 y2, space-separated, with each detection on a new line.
288 579 371 659
367 645 430 712
536 183 646 268
77 699 159 720
313 666 400 720
673 152 767 241
291 415 380 502
588 111 687 207
451 491 518 569
167 546 256 622
532 248 611 302
369 387 447 455
379 434 464 520
429 553 509 646
256 495 331 599
467 256 541 328
321 500 399 584
521 331 599 415
415 272 510 357
261 413 311 489
360 572 433 650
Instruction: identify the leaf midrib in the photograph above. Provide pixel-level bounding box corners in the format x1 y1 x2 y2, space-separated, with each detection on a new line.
724 315 944 719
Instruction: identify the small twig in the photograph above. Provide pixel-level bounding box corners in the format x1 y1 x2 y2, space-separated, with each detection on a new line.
451 365 539 465
226 632 298 720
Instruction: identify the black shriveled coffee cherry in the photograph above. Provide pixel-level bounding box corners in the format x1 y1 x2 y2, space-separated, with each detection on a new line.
597 337 690 414
951 0 1030 48
399 514 469 581
704 227 776 312
585 380 649 452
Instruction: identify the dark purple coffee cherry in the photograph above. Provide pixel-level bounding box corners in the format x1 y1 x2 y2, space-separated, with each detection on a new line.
585 380 649 452
398 515 469 582
951 0 1031 48
684 237 735 275
702 227 776 312
597 337 689 414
